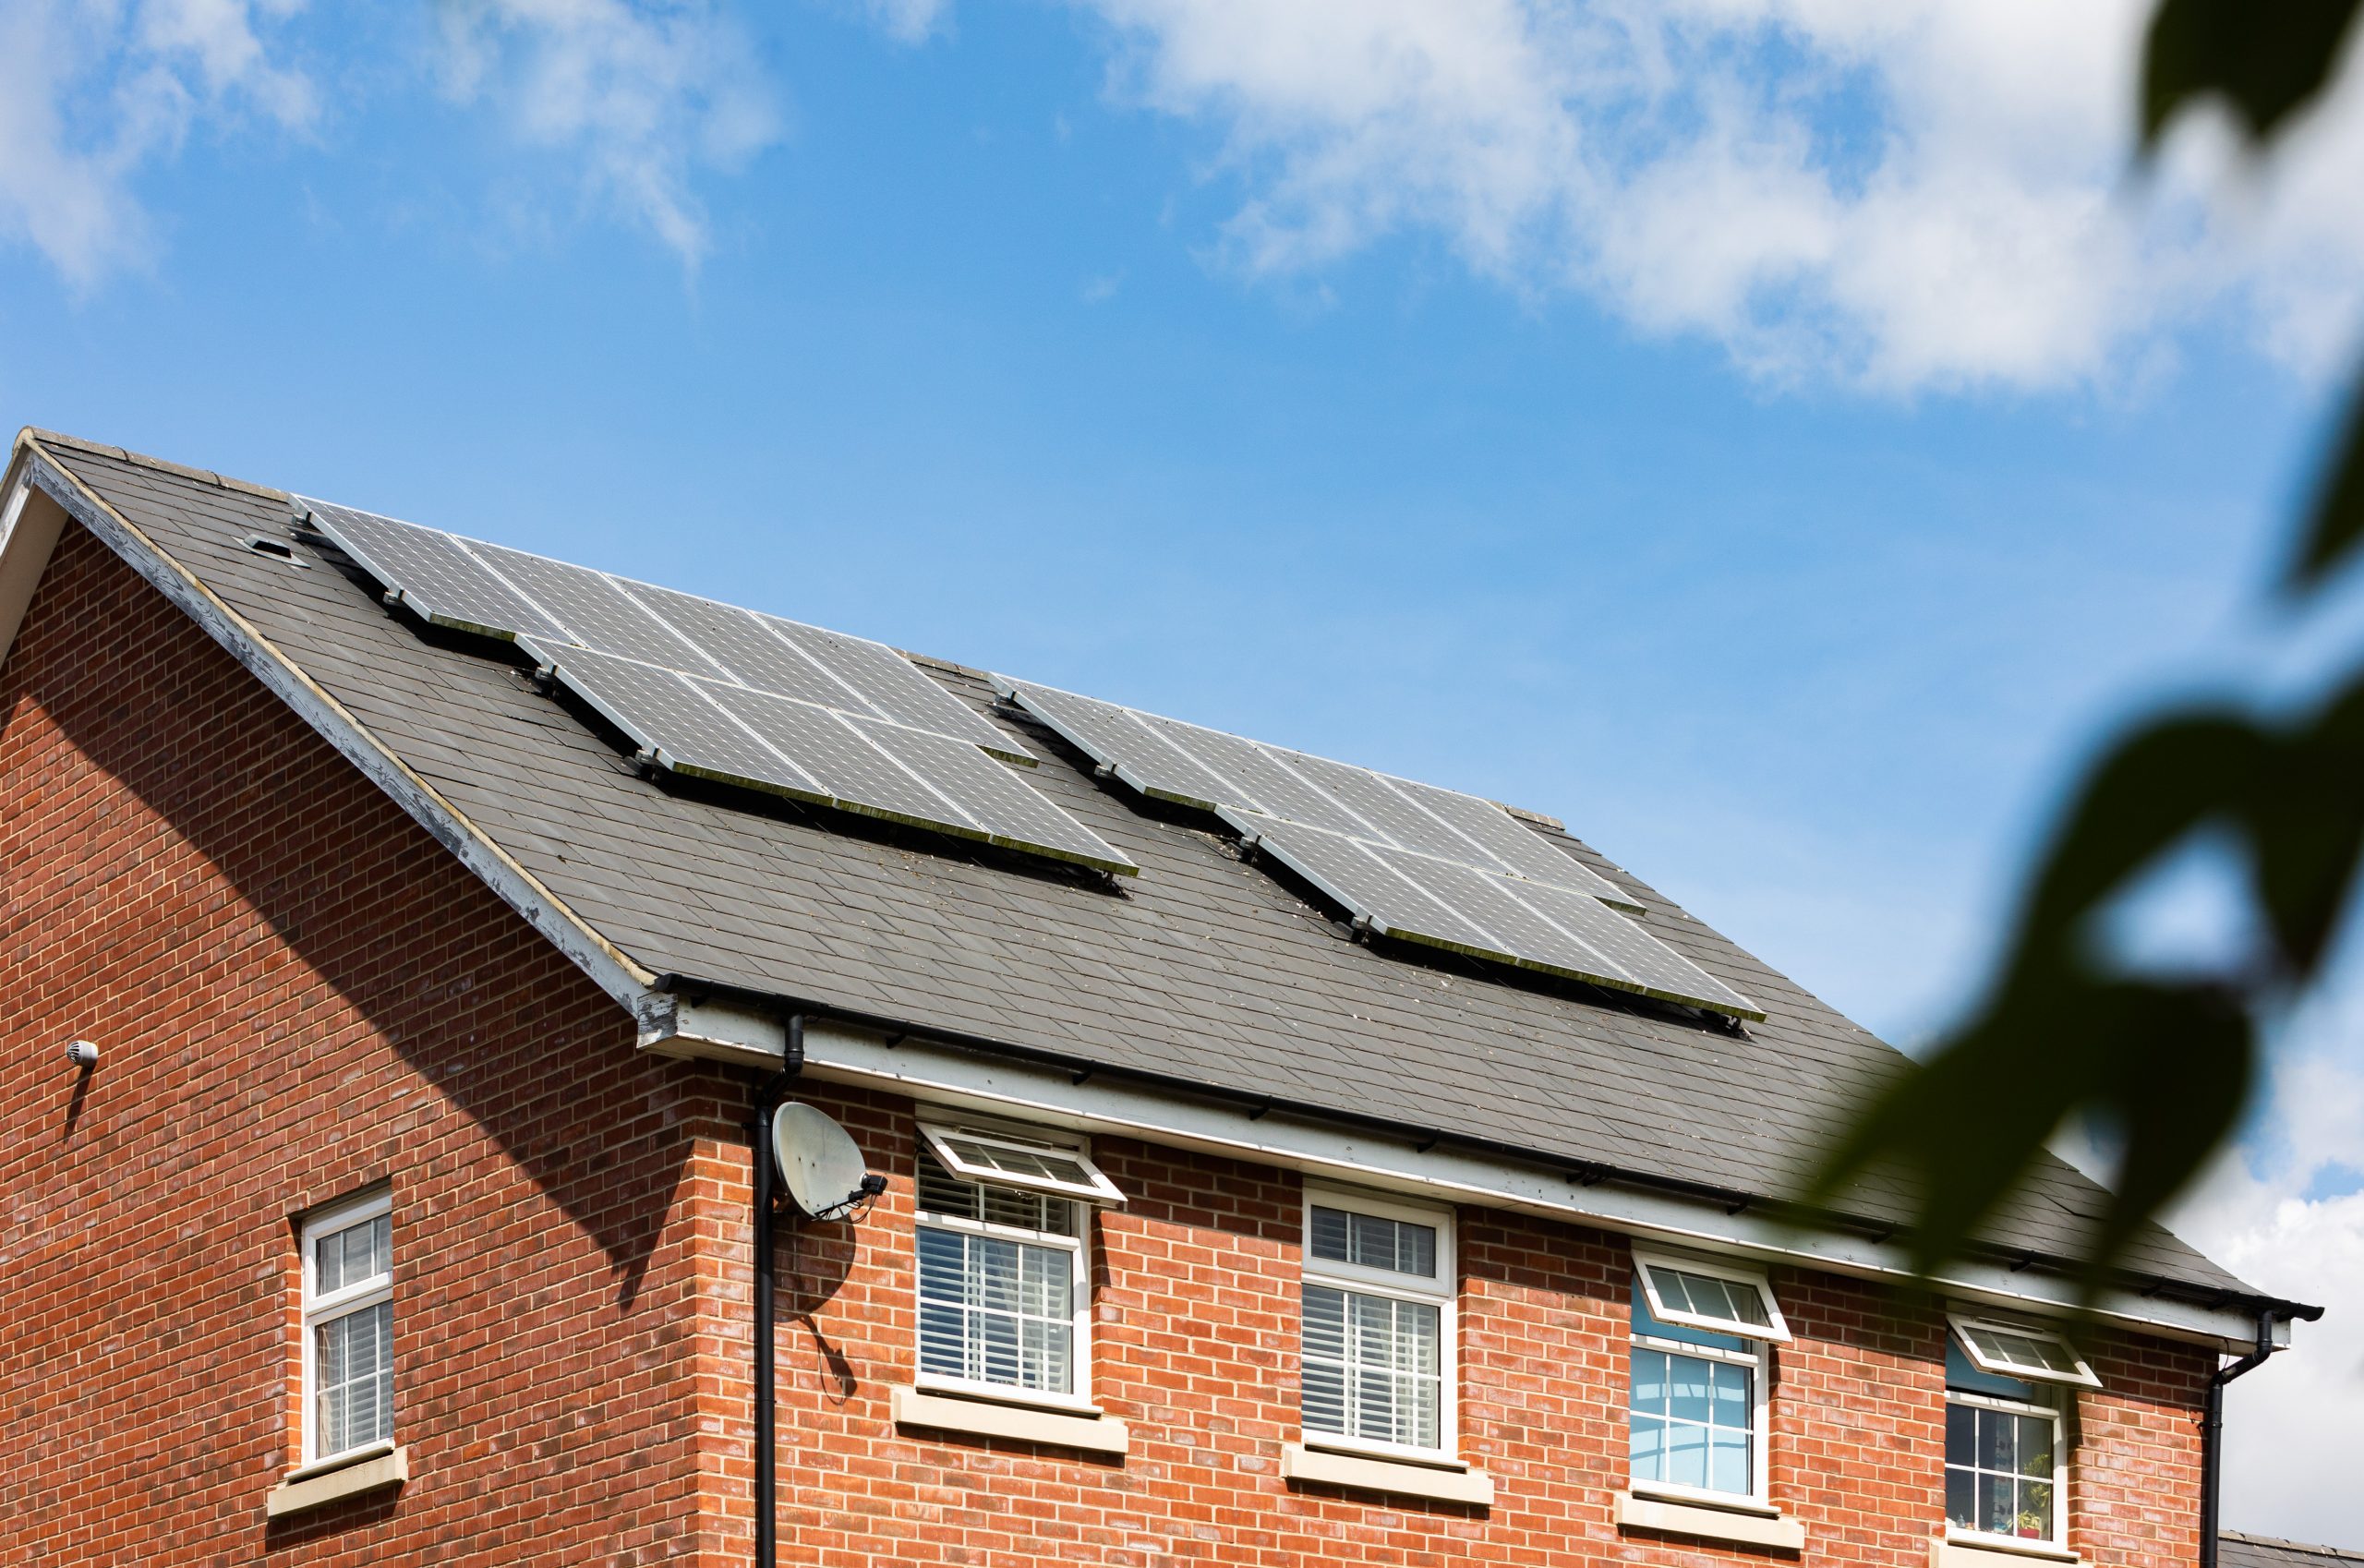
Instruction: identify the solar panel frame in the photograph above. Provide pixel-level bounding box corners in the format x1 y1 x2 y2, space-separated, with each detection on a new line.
764 616 1036 765
1224 811 1762 1019
994 679 1240 810
526 641 1137 876
996 678 1642 910
310 497 1033 759
519 639 831 804
304 499 569 643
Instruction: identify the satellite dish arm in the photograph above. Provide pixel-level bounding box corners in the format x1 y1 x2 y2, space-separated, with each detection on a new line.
748 1012 805 1568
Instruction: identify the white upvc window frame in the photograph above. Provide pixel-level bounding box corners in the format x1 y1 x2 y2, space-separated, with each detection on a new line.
1628 1250 1779 1509
916 1121 1128 1208
1944 1381 2069 1551
298 1190 394 1468
912 1121 1101 1414
1298 1185 1459 1465
1948 1313 2103 1390
1634 1248 1791 1344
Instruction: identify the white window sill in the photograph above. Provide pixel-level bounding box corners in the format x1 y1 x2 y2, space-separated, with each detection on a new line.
890 1385 1128 1455
266 1445 408 1519
1615 1489 1804 1552
1281 1442 1494 1506
913 1372 1103 1417
1934 1533 2081 1567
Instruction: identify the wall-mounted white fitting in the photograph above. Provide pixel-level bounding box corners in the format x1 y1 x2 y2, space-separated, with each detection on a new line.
65 1040 98 1068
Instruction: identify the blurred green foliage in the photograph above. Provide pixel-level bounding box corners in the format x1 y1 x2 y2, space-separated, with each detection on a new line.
1811 1 2364 1291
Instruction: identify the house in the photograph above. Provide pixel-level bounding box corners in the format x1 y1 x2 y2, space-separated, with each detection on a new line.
0 426 2322 1566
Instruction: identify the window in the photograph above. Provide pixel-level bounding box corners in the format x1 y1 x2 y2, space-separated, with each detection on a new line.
1949 1314 2101 1389
914 1125 1111 1407
1945 1333 2068 1547
917 1123 1127 1206
1627 1252 1780 1503
300 1192 393 1465
1300 1188 1455 1460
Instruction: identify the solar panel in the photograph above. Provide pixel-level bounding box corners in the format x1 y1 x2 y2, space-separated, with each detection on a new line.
525 641 1135 875
1225 812 1762 1019
305 500 568 643
995 678 1635 907
995 676 1752 1017
305 498 1033 761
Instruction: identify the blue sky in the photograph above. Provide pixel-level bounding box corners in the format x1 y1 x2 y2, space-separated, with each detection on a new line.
3 0 2359 1540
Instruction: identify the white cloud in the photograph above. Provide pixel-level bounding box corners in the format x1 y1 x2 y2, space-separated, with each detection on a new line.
1045 0 2364 391
432 0 784 267
0 0 315 287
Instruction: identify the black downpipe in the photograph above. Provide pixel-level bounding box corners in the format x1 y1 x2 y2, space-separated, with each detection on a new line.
2199 1309 2277 1568
749 1015 805 1568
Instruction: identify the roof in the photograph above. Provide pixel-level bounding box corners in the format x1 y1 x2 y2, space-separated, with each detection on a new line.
4 429 2289 1313
2224 1536 2364 1568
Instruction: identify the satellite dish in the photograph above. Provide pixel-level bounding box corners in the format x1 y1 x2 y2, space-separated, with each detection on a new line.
772 1103 874 1220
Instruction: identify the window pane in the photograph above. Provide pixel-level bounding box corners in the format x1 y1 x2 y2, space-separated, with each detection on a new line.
1649 1265 1771 1329
1304 1360 1346 1435
2015 1414 2054 1478
914 1220 1075 1394
1309 1206 1351 1263
1978 1408 2015 1472
314 1300 392 1456
1304 1285 1441 1450
1669 1354 1713 1425
919 1303 966 1378
1946 1468 1975 1528
1311 1205 1438 1279
317 1215 388 1296
1978 1473 2014 1536
1946 1403 1975 1466
1632 1348 1669 1413
1710 1362 1750 1429
1665 1421 1708 1489
1631 1413 1666 1480
2019 1478 2055 1539
1709 1428 1750 1495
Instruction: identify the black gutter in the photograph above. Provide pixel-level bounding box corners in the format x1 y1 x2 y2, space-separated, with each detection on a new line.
746 1014 805 1568
658 974 2323 1331
2200 1309 2279 1568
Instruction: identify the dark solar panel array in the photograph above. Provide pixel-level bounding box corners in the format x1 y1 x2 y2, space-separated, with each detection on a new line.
304 497 1031 762
521 642 1134 874
997 677 1758 1019
304 498 1138 876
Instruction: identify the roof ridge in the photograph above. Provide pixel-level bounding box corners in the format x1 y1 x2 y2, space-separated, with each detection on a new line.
24 428 288 503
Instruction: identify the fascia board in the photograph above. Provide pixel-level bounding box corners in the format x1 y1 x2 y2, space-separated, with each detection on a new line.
783 1016 2289 1356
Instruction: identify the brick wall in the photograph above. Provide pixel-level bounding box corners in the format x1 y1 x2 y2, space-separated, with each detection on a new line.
746 1086 2213 1568
0 522 748 1566
0 517 2215 1566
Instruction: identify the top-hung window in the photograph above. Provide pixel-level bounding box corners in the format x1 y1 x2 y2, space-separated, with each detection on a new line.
1627 1250 1788 1504
912 1122 1122 1408
1944 1314 2095 1550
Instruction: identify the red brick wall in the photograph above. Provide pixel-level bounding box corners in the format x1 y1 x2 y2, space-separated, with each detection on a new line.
0 522 747 1565
0 517 2215 1567
746 1083 2213 1568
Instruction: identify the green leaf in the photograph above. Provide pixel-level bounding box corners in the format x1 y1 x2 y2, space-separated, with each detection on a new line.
2141 0 2364 150
2284 380 2364 594
2239 673 2364 975
2008 712 2267 963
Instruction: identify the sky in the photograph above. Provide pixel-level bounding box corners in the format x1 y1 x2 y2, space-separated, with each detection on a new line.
1 0 2359 1543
